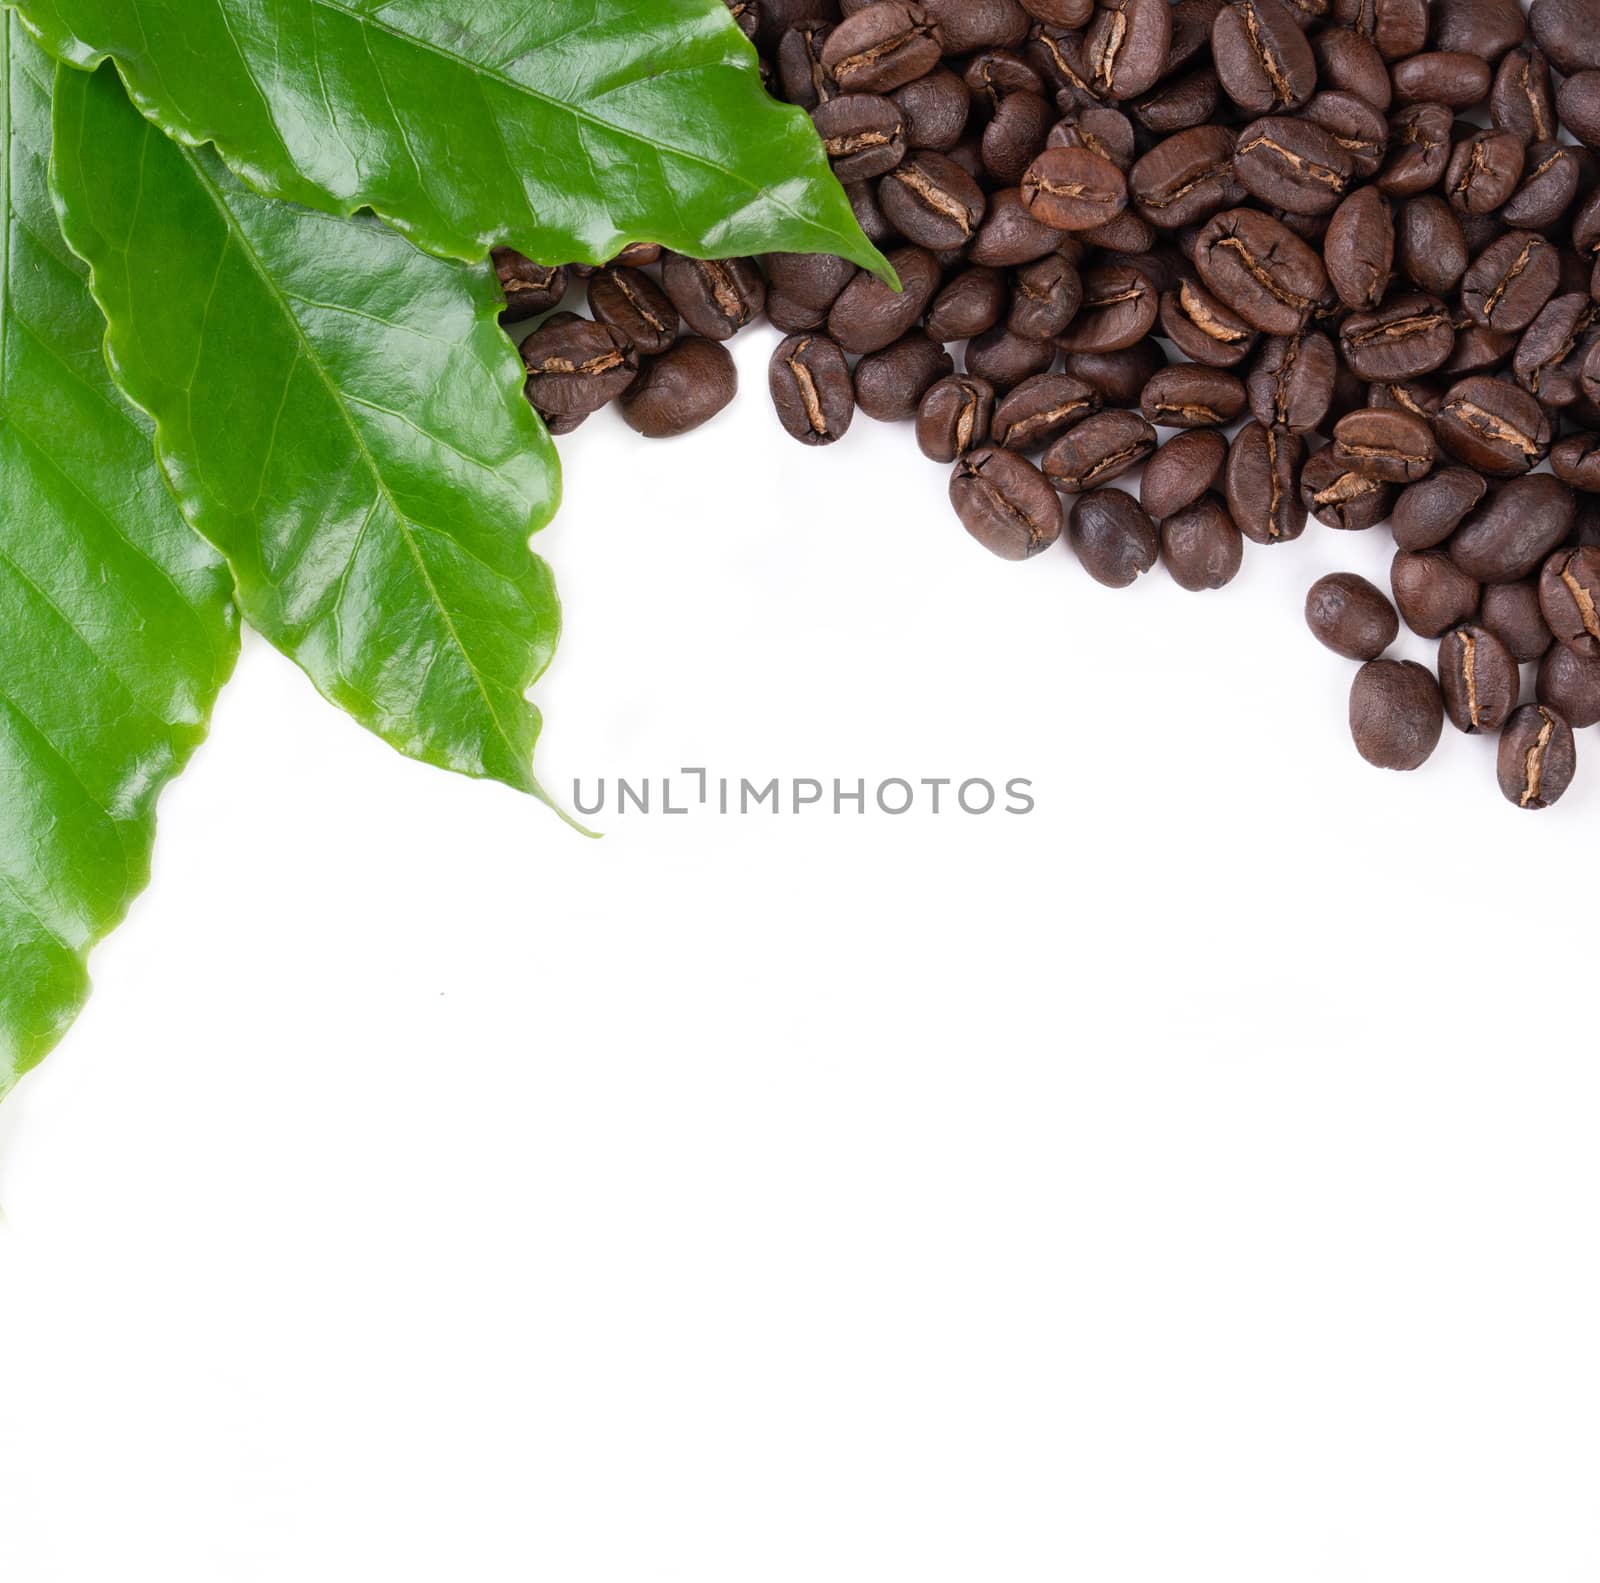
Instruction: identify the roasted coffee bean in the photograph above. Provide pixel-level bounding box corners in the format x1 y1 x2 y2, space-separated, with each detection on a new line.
1392 53 1491 112
1234 117 1354 214
813 94 907 182
1391 466 1485 551
1162 495 1244 590
588 266 679 356
1443 127 1525 217
1019 147 1129 231
917 374 995 461
965 47 1047 110
620 337 736 437
765 292 828 333
1515 294 1600 408
992 372 1101 448
1312 26 1392 108
878 152 988 247
1302 90 1389 177
770 333 856 445
1130 65 1222 135
822 3 942 93
1076 211 1161 255
1556 72 1600 149
1330 406 1435 482
1299 444 1392 529
1437 623 1518 734
1053 263 1157 351
1142 429 1229 518
1552 433 1600 493
828 246 940 354
1305 572 1399 658
1539 546 1600 659
1497 704 1576 809
661 255 765 340
1139 364 1247 427
1227 420 1307 542
1022 0 1095 25
1063 340 1167 406
1247 329 1337 430
894 68 971 149
1538 644 1600 729
1481 579 1553 662
1377 102 1454 196
923 268 1007 343
1047 105 1139 168
921 0 1031 55
982 91 1056 182
765 252 858 313
776 21 836 110
1367 376 1443 421
1159 278 1257 367
1396 197 1467 296
520 317 638 416
1008 254 1083 338
1128 126 1244 229
1433 0 1527 60
1502 142 1580 232
1337 292 1454 379
1434 375 1551 476
1324 186 1393 310
1440 324 1519 378
950 448 1065 558
1069 488 1160 586
966 325 1059 387
1081 0 1173 101
1194 208 1329 334
1459 232 1559 332
1392 549 1480 636
1042 409 1158 490
967 187 1066 264
855 331 955 421
1212 0 1318 114
1333 0 1428 61
1349 659 1444 770
1531 0 1600 74
494 249 568 322
1491 44 1556 141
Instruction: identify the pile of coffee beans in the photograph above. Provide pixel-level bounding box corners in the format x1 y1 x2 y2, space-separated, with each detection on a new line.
498 0 1600 810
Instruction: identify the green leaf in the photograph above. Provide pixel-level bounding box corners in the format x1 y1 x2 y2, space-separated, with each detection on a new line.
0 17 238 1093
51 59 575 817
14 0 890 279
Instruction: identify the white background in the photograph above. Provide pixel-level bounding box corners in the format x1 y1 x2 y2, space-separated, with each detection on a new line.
3 299 1599 1575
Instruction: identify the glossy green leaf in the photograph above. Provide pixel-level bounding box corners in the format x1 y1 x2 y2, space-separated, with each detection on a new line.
14 0 889 279
51 60 574 815
0 17 239 1093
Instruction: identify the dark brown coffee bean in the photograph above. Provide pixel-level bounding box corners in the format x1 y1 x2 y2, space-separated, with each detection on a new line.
828 246 940 354
1442 127 1525 217
950 448 1065 559
1082 0 1173 101
1233 117 1353 215
770 333 856 446
1139 364 1247 427
1537 644 1600 728
917 375 995 462
1312 26 1392 108
1127 125 1243 229
765 292 828 333
1158 279 1256 367
1009 255 1084 339
878 152 988 248
619 337 736 438
981 91 1056 183
1075 211 1160 255
855 332 955 421
1300 444 1392 529
1557 72 1600 150
1437 624 1518 734
587 266 678 357
921 0 1031 54
924 269 1008 343
1391 466 1486 551
1531 0 1600 74
1434 375 1552 477
1064 339 1167 405
776 21 836 111
1302 90 1390 176
1161 496 1244 590
1440 325 1520 379
1212 0 1317 114
1246 329 1336 430
1391 52 1489 110
1305 572 1399 658
1130 66 1222 134
1053 264 1157 352
1019 146 1129 231
1331 406 1436 482
1392 549 1481 637
1459 232 1559 333
1338 292 1454 380
1497 704 1576 808
1394 196 1468 300
1433 0 1527 59
1539 546 1600 658
1324 185 1393 311
1333 0 1428 61
1349 659 1444 770
660 255 765 340
893 68 970 149
1042 409 1158 490
966 326 1059 388
520 317 638 416
1022 0 1095 24
1377 102 1453 196
494 249 567 322
1501 142 1580 231
966 46 1048 109
1194 208 1329 334
822 3 941 93
1481 579 1553 662
765 254 857 318
1227 420 1307 542
1514 296 1599 408
1069 487 1160 586
1142 429 1229 518
1552 433 1600 493
1491 44 1556 141
967 187 1066 265
813 94 907 182
1367 376 1444 421
991 373 1101 449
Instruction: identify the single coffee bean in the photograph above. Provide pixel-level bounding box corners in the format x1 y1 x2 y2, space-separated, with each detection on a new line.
991 372 1101 449
1481 579 1553 662
1449 473 1576 585
1158 278 1256 367
1434 375 1552 477
1313 26 1392 108
1019 146 1130 231
1302 90 1390 178
1530 0 1600 74
922 270 1004 345
1139 364 1247 427
1246 329 1337 431
844 179 899 248
918 375 996 462
855 332 955 421
1333 0 1428 61
1300 445 1392 530
619 337 737 437
494 249 568 322
1377 102 1454 196
1539 546 1600 659
1047 104 1139 167
1367 377 1443 422
1128 125 1244 228
588 266 679 356
1142 429 1229 518
1437 624 1518 734
1391 52 1492 110
1064 339 1168 405
1491 44 1556 141
1392 549 1481 637
1556 71 1600 149
775 21 835 111
1497 704 1576 809
1022 0 1095 26
1053 263 1158 352
1233 116 1354 215
1330 406 1436 483
1432 0 1527 60
1194 208 1329 334
1082 0 1173 101
878 152 989 248
1212 0 1318 114
520 317 639 416
770 333 856 446
1042 409 1158 491
1305 572 1399 659
1162 495 1244 590
966 326 1059 388
1337 292 1454 379
1396 197 1467 297
1538 644 1600 729
1227 420 1307 543
1349 659 1444 770
828 246 940 354
1513 294 1599 407
812 94 907 182
1459 232 1559 332
1440 324 1520 379
765 252 858 314
660 255 765 340
983 91 1057 182
822 3 942 93
766 291 827 333
950 448 1065 559
1391 466 1486 552
1070 488 1160 587
1502 141 1580 232
894 68 971 150
1552 433 1600 493
966 187 1066 265
1324 186 1393 311
1008 254 1083 339
1130 65 1222 135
